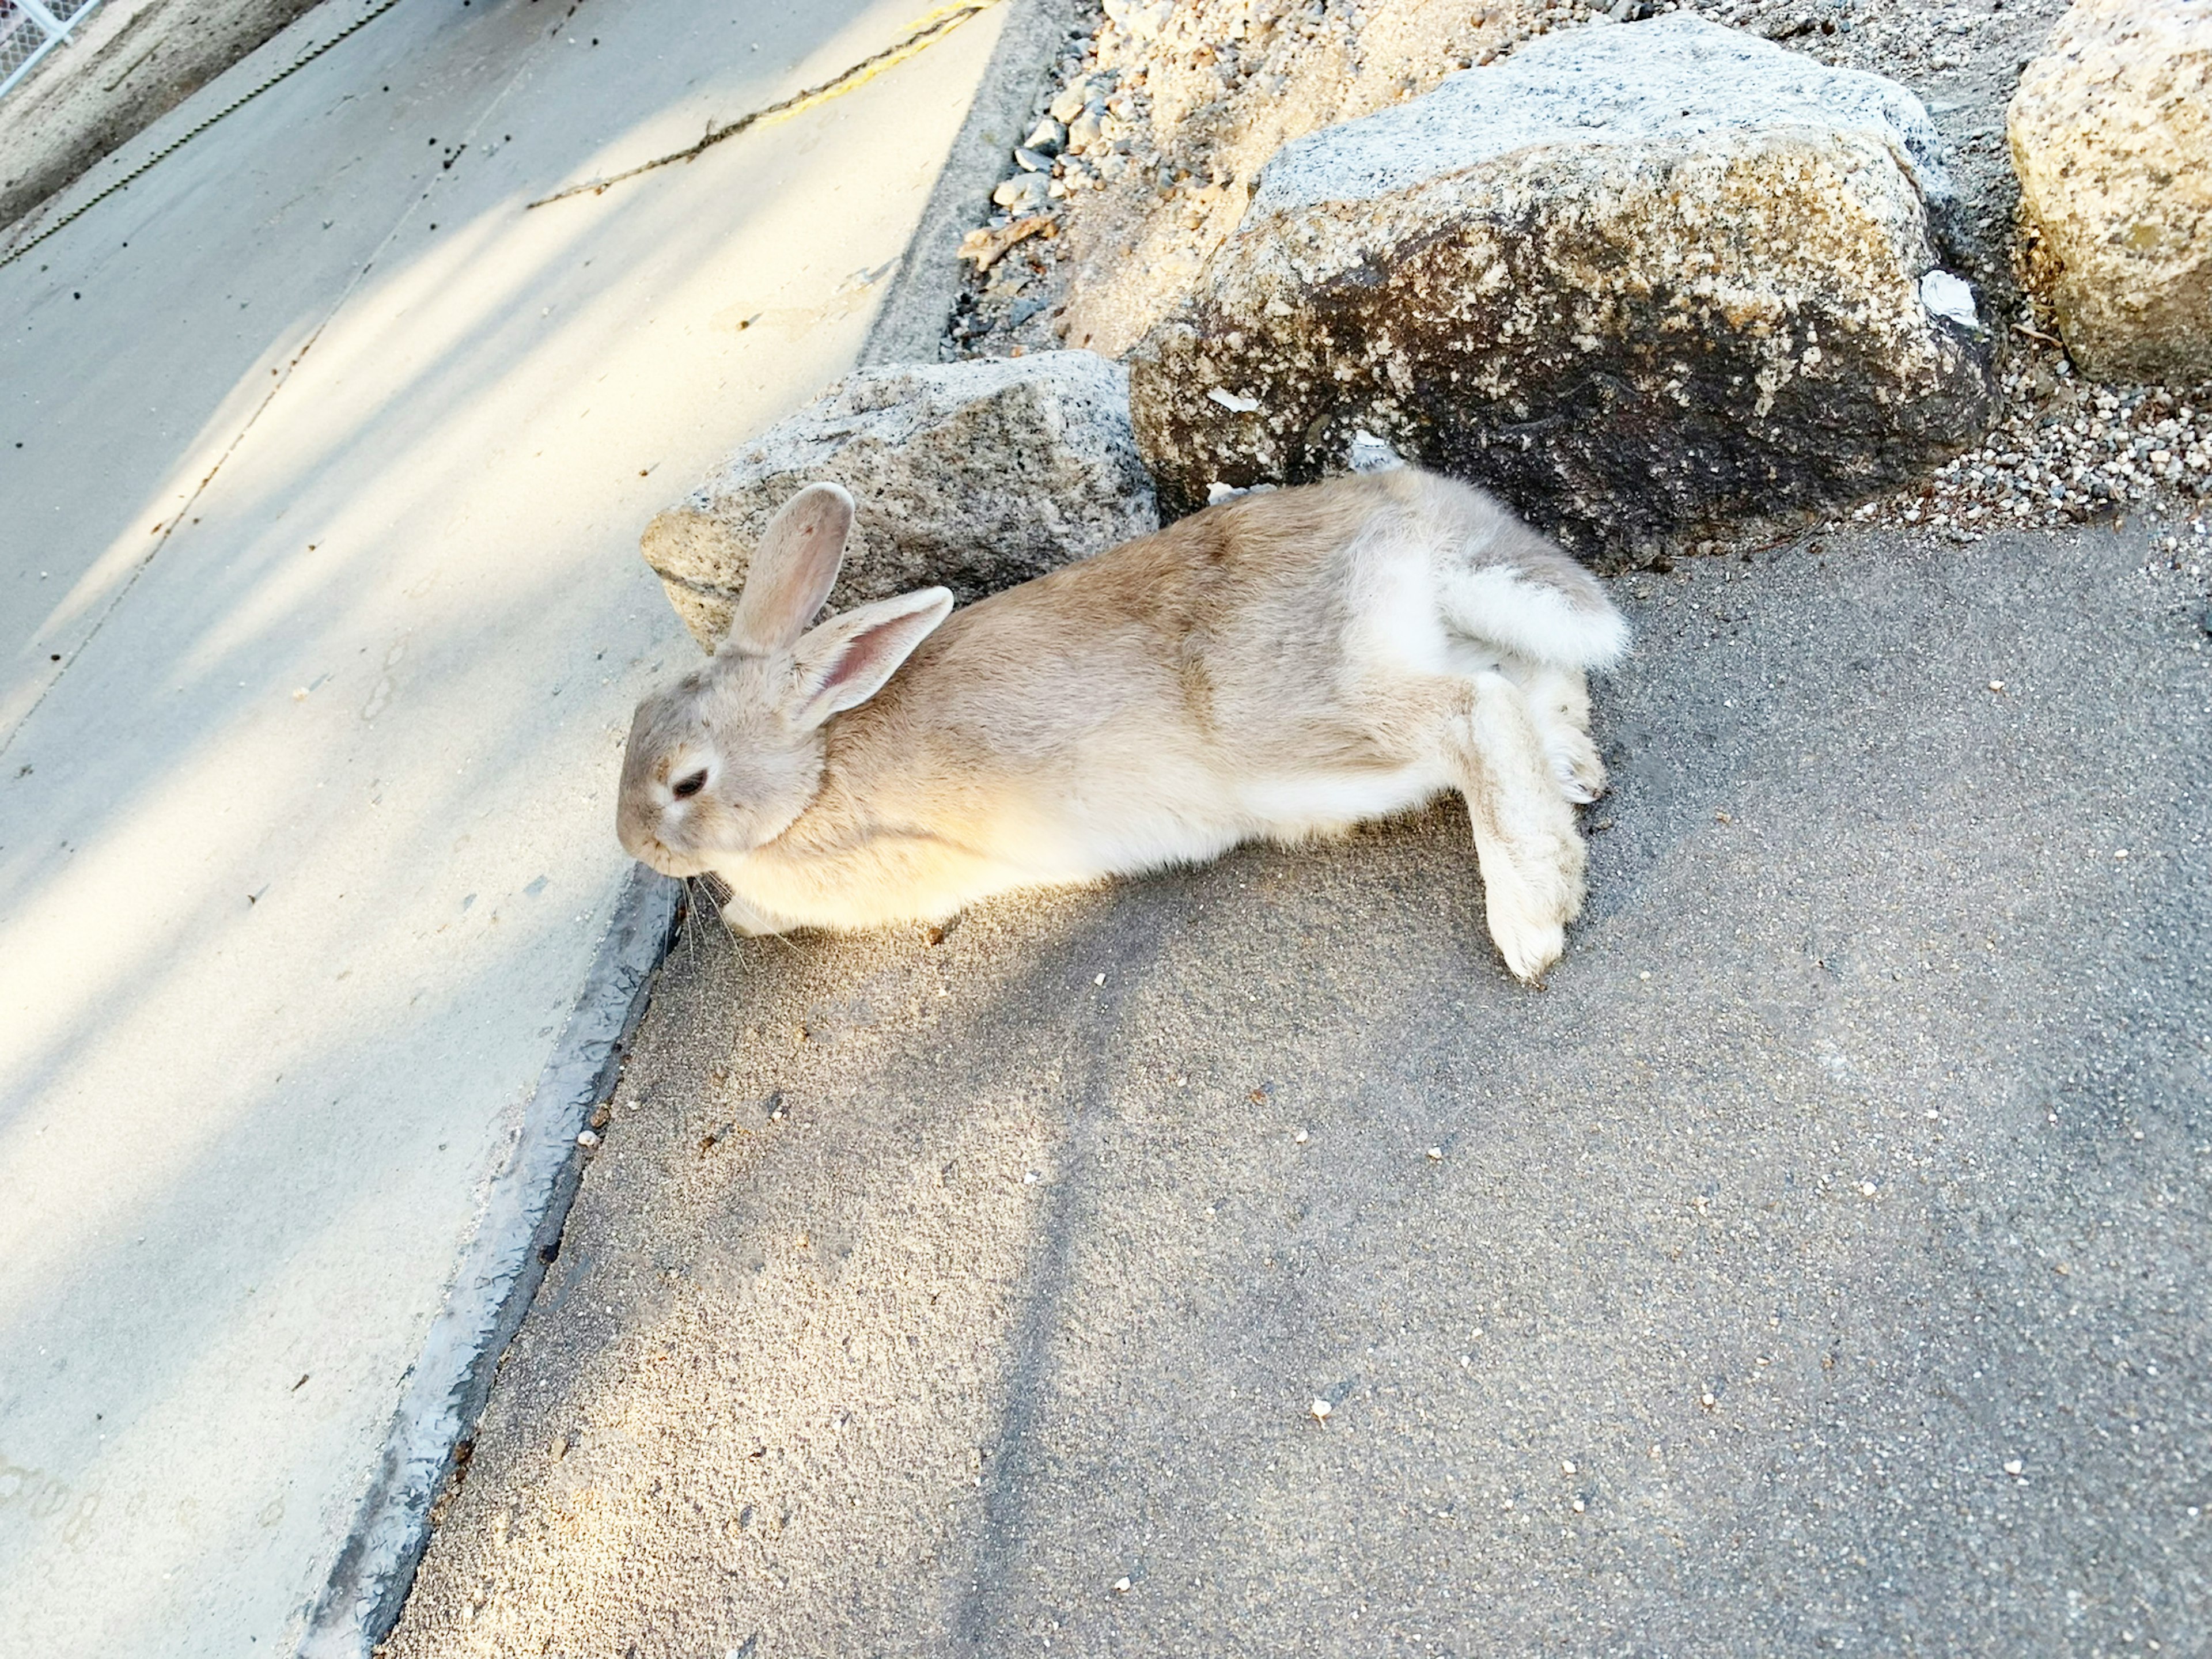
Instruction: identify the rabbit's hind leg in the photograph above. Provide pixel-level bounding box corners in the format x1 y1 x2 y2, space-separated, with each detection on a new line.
1438 672 1588 983
1514 663 1607 804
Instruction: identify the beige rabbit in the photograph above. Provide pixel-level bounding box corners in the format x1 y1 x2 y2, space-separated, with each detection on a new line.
617 468 1625 982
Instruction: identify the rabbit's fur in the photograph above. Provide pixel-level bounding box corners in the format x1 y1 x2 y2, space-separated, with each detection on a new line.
618 468 1625 982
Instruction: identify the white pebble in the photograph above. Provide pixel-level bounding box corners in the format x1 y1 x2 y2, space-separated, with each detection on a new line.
1426 1146 1443 1161
1112 1576 1131 1593
1294 1128 1309 1144
575 1129 600 1149
1310 1397 1332 1422
1859 1181 1878 1197
2004 1459 2024 1476
1561 1459 1577 1474
1921 270 1979 330
1347 430 1403 472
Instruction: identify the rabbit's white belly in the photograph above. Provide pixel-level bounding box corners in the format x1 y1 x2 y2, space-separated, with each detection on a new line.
1036 762 1452 882
1237 763 1455 838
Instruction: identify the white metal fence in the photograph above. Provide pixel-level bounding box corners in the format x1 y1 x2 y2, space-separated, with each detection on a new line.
1 0 103 100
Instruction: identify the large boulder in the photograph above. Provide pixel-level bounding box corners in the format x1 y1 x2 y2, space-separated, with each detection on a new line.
2009 0 2211 385
642 353 1157 649
1126 16 1997 556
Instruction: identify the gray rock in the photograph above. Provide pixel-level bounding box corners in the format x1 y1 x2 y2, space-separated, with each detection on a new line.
1241 17 1956 225
991 172 1052 214
1127 16 1996 555
2009 0 2211 382
639 354 1158 649
1023 117 1066 156
1013 147 1054 173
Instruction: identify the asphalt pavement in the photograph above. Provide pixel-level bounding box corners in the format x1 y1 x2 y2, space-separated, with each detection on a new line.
387 514 2212 1656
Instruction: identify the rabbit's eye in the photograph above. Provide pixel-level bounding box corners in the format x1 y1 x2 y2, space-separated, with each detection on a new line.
671 769 709 800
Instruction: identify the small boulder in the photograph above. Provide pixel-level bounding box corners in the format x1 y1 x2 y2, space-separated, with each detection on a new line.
642 353 1156 649
2009 0 2211 384
1127 17 1995 555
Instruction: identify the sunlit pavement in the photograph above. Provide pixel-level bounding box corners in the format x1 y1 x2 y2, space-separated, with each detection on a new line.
0 0 1010 1649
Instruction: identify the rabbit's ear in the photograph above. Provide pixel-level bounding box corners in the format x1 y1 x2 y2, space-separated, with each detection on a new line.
726 483 855 654
788 588 954 728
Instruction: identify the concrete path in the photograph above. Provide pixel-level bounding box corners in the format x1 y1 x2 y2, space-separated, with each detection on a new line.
0 0 1028 1652
387 518 2211 1657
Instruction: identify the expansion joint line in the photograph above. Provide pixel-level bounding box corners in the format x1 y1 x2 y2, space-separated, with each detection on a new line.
0 0 407 272
527 0 1005 210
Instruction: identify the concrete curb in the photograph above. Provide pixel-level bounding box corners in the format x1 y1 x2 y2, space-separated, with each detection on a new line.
296 865 683 1659
862 0 1080 366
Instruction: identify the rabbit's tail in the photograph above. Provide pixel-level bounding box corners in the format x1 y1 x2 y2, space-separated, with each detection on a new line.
1440 555 1628 671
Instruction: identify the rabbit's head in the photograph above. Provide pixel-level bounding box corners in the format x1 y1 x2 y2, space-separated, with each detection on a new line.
616 483 952 877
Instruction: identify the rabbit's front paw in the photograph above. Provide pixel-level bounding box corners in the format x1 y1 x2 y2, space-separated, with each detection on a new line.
1487 899 1566 983
1480 846 1579 983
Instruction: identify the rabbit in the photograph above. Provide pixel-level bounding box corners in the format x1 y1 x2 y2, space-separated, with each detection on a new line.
617 466 1626 982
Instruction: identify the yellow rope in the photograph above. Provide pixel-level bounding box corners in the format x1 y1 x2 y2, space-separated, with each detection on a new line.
529 0 1007 209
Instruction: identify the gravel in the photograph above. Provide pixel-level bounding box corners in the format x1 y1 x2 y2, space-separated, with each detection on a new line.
1846 354 2212 546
